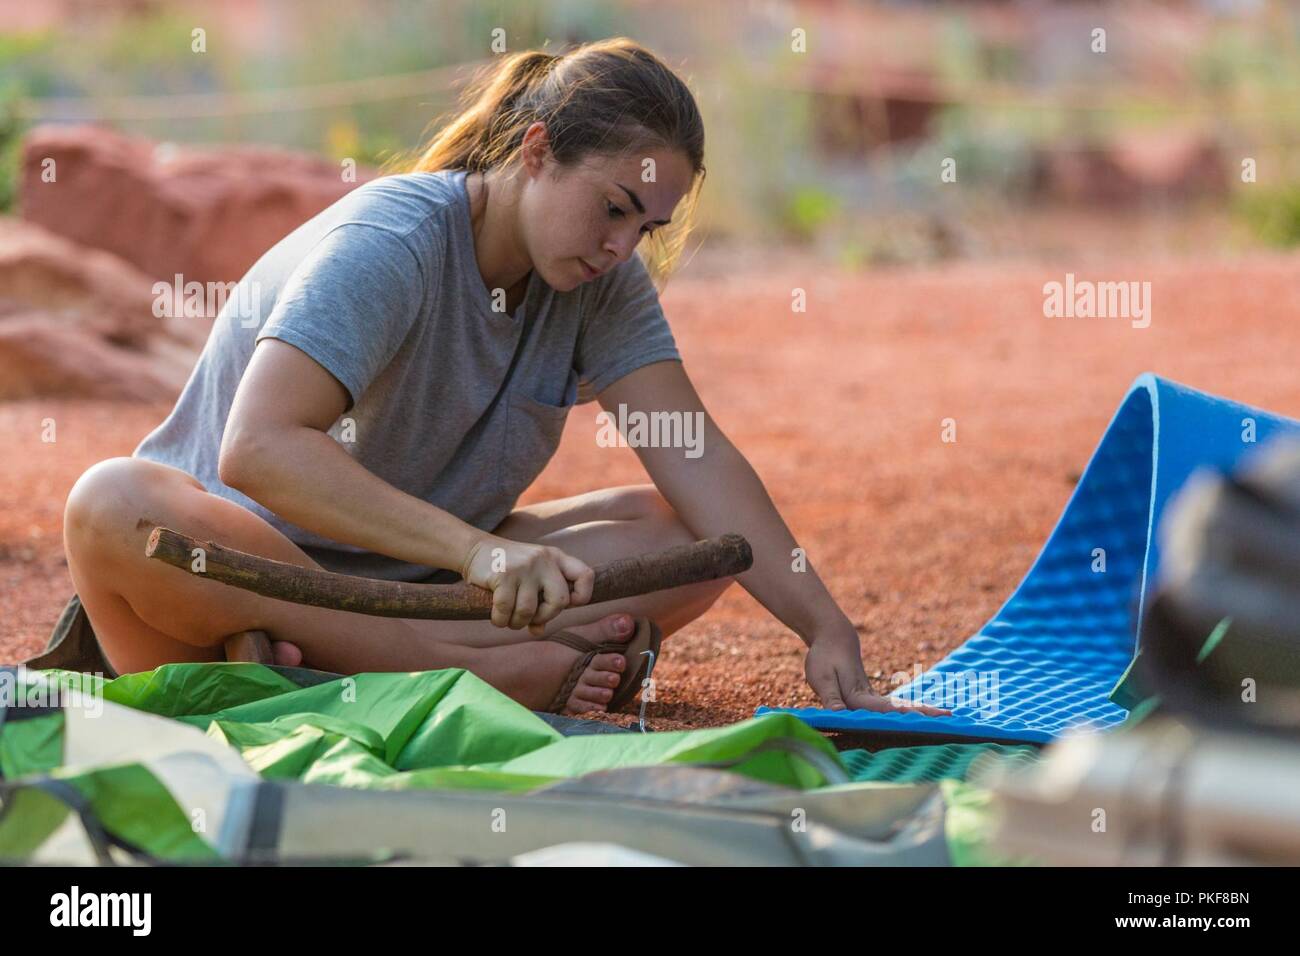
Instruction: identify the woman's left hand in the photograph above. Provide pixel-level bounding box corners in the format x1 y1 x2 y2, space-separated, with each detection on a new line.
804 634 952 716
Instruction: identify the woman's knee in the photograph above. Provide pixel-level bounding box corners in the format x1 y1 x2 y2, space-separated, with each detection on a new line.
604 484 680 528
618 486 737 608
64 457 201 561
607 485 735 578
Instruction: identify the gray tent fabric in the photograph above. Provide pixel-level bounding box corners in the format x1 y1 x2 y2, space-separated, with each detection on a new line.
3 755 950 866
245 772 952 866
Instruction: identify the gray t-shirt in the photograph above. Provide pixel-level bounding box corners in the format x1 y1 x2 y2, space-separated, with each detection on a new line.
134 169 682 581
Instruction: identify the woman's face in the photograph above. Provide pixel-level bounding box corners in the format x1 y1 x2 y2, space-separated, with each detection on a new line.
516 129 695 291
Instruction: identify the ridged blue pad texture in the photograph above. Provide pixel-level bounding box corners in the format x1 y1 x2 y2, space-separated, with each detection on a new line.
840 744 1040 784
759 374 1300 744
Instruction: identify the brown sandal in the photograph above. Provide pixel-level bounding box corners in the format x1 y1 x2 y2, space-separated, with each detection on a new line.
542 617 662 714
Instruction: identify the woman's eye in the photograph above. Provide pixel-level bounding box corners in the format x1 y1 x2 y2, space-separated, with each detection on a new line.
608 200 654 236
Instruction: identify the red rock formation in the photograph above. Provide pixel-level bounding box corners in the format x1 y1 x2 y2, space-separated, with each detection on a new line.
0 314 182 402
0 217 160 348
0 217 202 401
1034 131 1228 205
19 124 374 286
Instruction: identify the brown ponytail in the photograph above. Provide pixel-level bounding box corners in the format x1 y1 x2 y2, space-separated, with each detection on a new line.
390 38 706 286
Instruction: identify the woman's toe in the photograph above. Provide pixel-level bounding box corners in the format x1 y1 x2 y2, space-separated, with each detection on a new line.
271 641 303 667
579 670 619 694
591 651 626 675
566 688 608 712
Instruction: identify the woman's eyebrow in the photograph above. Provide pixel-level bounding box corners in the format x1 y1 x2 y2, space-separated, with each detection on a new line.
616 183 672 225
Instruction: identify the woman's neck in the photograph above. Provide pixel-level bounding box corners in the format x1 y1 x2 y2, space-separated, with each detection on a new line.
467 169 533 294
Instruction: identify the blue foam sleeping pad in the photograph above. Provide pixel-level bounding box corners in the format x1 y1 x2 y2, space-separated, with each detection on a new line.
758 374 1300 744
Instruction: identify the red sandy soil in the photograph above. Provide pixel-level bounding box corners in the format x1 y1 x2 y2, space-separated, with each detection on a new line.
4 253 1300 731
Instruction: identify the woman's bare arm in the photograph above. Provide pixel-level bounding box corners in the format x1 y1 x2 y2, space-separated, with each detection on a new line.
218 339 479 571
596 360 949 714
218 339 593 630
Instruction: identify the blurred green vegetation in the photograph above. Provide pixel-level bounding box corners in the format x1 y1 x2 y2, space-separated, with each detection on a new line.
0 111 22 214
1236 183 1300 248
1 0 1299 259
325 120 404 170
0 29 56 212
779 186 838 242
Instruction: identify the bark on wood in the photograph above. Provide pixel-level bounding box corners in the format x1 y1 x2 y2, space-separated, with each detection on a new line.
145 526 752 620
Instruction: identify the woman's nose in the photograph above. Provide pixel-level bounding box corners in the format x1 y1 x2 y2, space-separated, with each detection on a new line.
604 228 640 264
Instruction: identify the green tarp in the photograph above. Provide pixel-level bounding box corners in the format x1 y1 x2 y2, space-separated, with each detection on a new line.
0 663 1033 865
7 664 841 790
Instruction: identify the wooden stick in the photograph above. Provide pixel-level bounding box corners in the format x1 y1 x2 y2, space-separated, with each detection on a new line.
223 630 274 664
145 526 752 620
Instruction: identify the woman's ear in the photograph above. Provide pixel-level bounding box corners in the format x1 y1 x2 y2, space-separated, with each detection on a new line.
519 121 552 176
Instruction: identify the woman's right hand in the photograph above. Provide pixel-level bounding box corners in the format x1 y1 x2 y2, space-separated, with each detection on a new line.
459 535 596 636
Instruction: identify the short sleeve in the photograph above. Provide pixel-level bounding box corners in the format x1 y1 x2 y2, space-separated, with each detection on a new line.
256 223 427 410
573 252 682 404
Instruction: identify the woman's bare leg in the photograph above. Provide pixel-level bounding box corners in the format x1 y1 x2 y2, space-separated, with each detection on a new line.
62 457 637 713
438 484 737 648
276 483 737 708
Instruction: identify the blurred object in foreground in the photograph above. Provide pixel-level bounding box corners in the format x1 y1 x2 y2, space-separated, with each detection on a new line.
1143 438 1300 735
20 124 375 286
987 436 1300 865
988 722 1300 865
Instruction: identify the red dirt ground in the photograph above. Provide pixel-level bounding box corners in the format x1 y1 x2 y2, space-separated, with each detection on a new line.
4 253 1300 731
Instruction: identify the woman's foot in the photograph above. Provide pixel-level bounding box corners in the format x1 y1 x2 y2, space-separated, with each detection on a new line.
270 640 303 666
223 630 305 667
527 612 639 715
230 612 639 715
